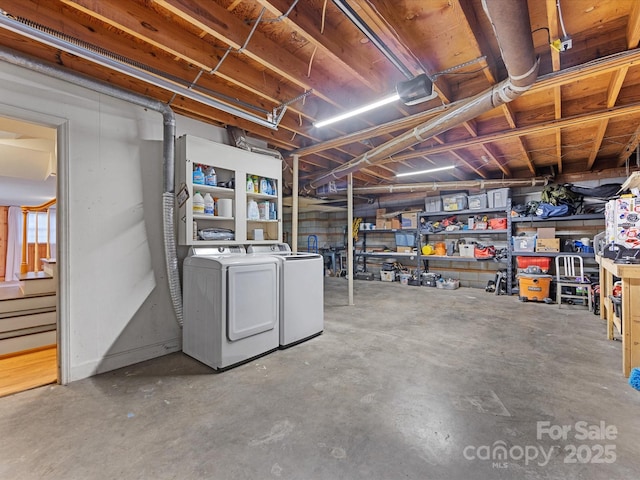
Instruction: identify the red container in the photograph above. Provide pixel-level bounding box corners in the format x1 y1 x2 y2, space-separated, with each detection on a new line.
516 256 551 273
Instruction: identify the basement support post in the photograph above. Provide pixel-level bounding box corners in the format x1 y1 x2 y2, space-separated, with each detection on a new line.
348 173 354 306
292 155 299 252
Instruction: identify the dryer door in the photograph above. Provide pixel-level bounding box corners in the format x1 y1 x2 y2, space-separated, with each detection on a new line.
227 262 278 341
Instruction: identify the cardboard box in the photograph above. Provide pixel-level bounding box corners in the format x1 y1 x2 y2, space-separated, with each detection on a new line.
376 208 386 219
536 238 560 252
390 218 401 230
396 246 413 253
376 218 388 229
401 212 419 229
537 227 556 239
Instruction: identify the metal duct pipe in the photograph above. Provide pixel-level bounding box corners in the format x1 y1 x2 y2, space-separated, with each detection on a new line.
0 46 184 326
302 0 539 192
353 176 549 195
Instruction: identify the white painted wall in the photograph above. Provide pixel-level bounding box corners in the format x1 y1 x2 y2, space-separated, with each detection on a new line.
0 60 231 382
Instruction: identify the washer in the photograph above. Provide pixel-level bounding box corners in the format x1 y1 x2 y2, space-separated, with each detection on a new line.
182 246 279 370
247 244 323 347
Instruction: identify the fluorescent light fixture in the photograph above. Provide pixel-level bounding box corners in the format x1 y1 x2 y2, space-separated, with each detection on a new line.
396 165 455 177
314 93 400 128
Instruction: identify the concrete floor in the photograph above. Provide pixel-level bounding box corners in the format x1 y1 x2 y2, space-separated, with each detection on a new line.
1 278 639 479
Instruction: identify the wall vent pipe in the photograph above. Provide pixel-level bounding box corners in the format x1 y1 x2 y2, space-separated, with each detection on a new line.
301 0 539 192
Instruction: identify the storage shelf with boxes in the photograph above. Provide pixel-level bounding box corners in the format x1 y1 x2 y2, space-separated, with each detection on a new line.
418 188 513 292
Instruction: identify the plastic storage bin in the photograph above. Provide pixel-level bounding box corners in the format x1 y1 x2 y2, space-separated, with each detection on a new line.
518 274 552 302
459 244 475 257
513 235 536 252
467 193 487 210
380 271 395 282
425 196 442 212
487 188 510 209
442 193 467 211
395 232 415 247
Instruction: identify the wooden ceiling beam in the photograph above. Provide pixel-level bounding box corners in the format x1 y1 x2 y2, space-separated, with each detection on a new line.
502 104 536 174
349 0 453 102
151 0 356 107
256 0 386 92
294 51 640 161
618 123 640 167
586 67 628 170
383 101 640 163
554 87 563 173
545 0 561 72
456 0 499 84
449 151 488 179
531 49 640 94
461 120 511 176
52 0 319 121
627 0 640 49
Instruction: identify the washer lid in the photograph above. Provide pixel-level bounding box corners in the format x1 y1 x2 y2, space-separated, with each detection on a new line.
185 254 279 268
189 245 246 256
246 243 290 254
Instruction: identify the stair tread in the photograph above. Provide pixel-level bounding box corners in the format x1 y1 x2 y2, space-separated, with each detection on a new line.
16 271 54 281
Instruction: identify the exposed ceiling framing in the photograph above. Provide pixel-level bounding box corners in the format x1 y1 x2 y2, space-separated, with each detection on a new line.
1 0 640 195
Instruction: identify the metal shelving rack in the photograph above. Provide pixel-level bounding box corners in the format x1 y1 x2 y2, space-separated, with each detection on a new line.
355 228 421 275
417 199 513 294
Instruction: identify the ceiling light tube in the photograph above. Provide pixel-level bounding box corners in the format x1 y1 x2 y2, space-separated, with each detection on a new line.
396 165 455 177
314 93 399 128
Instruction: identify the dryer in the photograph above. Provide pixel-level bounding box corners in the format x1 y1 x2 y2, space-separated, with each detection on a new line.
247 244 323 347
182 246 279 370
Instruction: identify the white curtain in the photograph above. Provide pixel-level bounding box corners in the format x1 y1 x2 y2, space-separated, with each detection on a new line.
5 206 23 282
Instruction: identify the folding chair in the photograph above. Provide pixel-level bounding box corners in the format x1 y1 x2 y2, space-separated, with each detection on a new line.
555 254 592 310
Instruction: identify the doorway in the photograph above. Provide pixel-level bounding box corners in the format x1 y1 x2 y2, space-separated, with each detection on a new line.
0 115 59 397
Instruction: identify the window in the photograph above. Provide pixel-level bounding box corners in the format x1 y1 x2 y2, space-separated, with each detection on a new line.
27 208 56 245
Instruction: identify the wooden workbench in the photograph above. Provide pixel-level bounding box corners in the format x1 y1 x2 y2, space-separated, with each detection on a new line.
597 256 640 376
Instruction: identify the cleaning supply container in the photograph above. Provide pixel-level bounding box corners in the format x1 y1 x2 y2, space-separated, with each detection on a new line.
203 193 214 215
192 191 204 214
399 273 411 285
518 274 552 302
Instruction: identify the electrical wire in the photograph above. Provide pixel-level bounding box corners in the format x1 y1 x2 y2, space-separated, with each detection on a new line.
556 0 568 38
532 27 551 45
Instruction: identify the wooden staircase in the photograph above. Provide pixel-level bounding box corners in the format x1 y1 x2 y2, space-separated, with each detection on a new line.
0 259 57 356
1 198 57 356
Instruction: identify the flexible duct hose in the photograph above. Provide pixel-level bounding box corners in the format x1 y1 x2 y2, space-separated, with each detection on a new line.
163 192 183 325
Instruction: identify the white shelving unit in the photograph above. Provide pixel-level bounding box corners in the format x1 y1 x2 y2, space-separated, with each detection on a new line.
176 135 282 245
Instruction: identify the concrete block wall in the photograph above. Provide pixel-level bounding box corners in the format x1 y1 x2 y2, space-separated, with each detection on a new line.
283 210 348 252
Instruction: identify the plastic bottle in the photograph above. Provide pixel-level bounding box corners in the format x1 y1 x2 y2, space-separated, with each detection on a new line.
193 191 204 214
193 165 204 185
205 167 217 186
246 175 254 192
247 199 260 220
203 193 214 215
260 177 269 194
252 175 260 192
